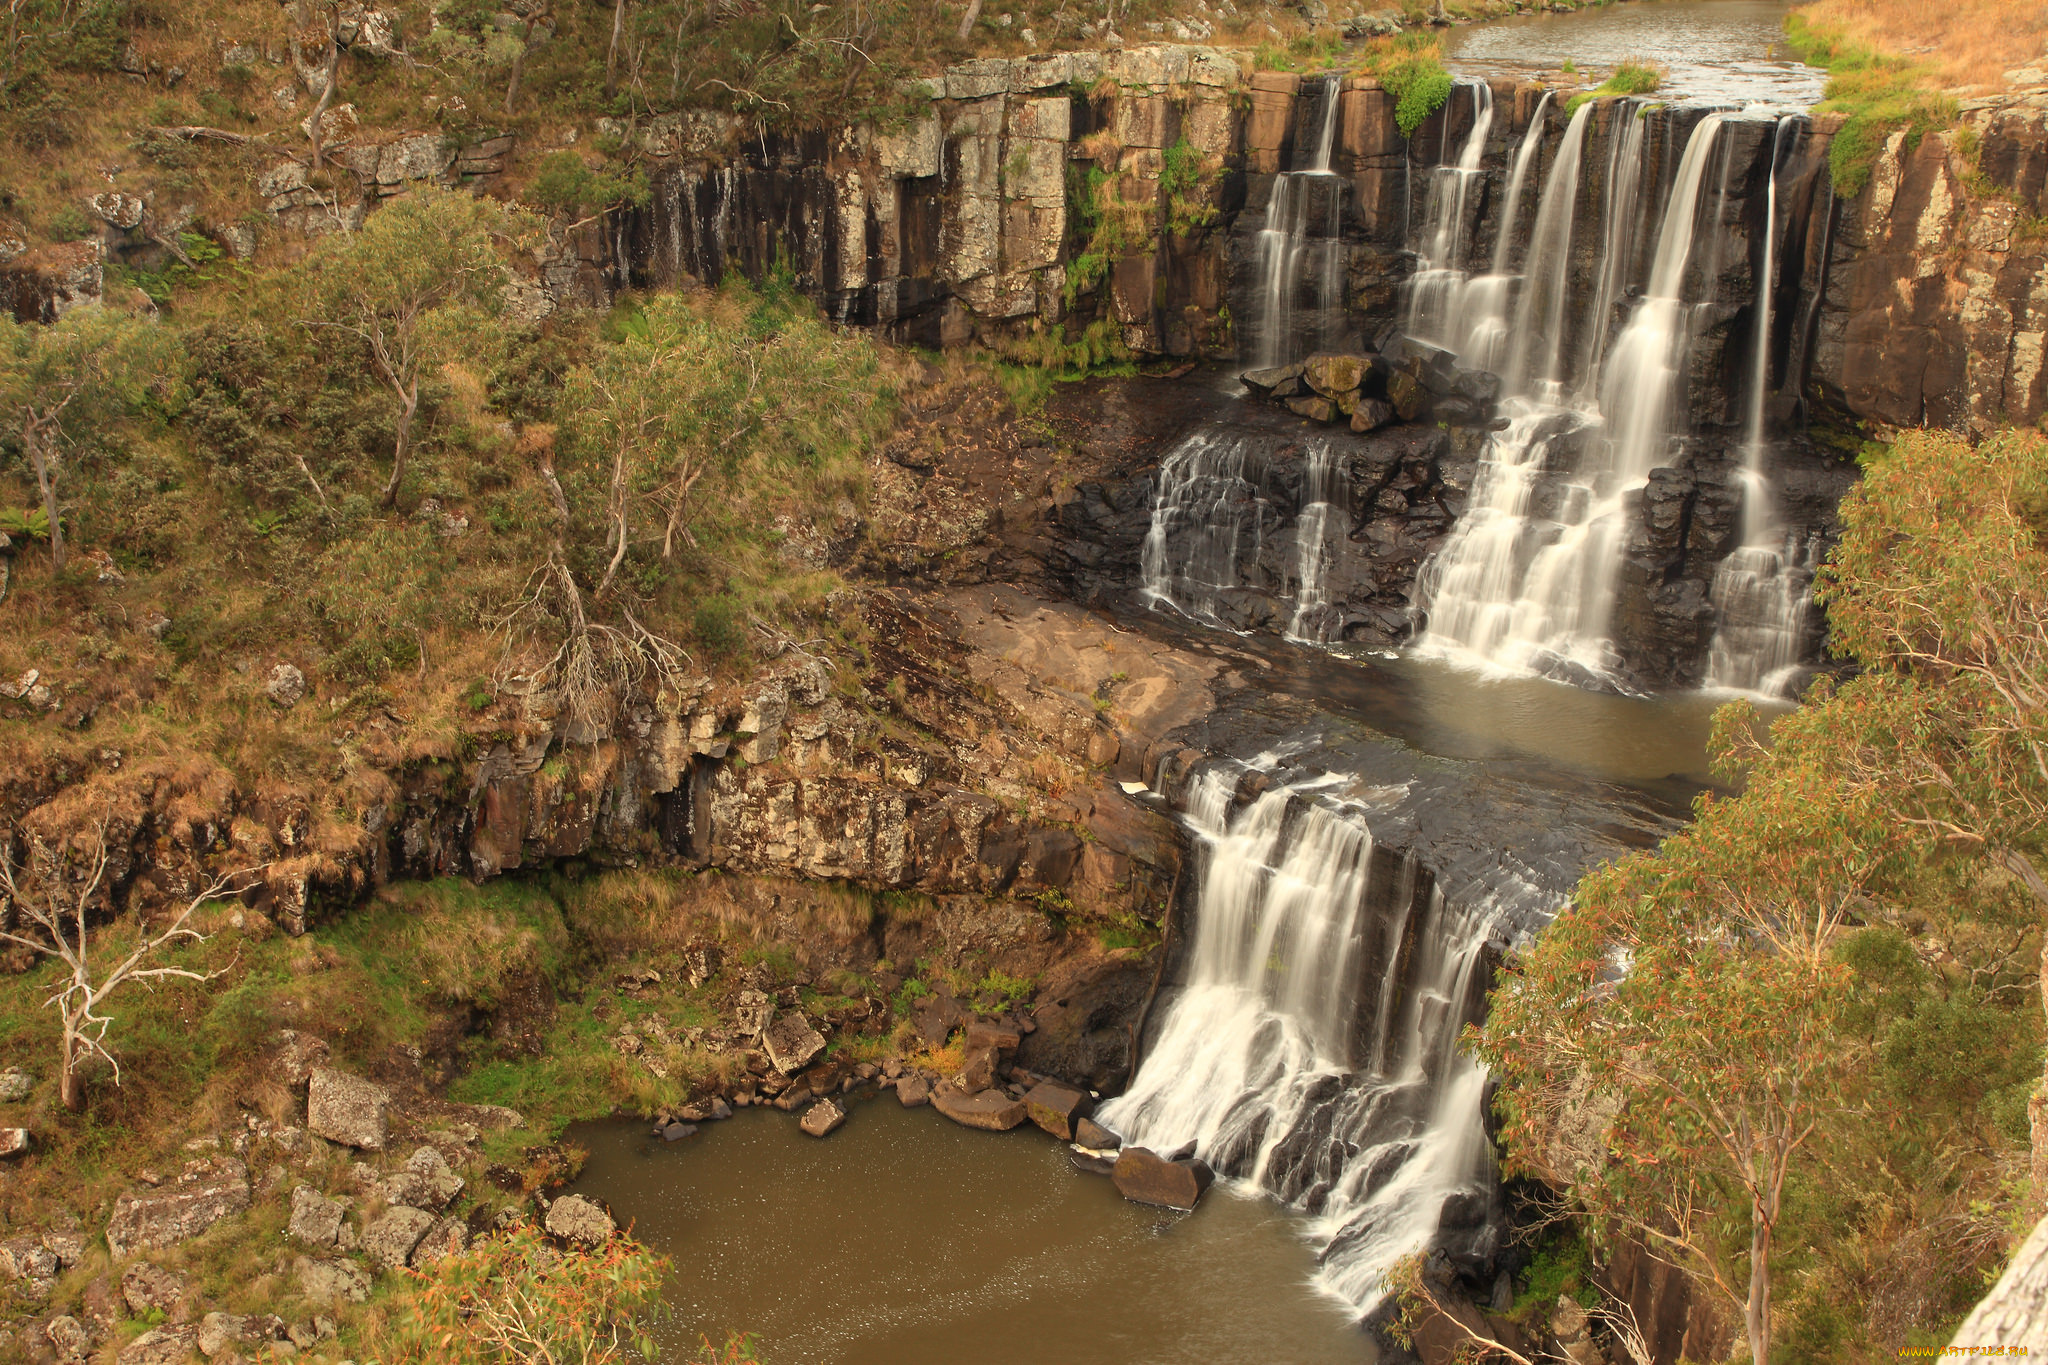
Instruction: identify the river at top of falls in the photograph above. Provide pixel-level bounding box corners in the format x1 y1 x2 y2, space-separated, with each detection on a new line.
1447 0 1827 108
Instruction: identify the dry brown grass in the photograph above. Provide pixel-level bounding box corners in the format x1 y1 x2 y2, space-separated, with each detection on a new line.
1797 0 2048 93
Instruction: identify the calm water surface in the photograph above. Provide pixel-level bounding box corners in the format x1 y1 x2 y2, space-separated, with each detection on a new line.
569 1103 1374 1364
1447 0 1827 107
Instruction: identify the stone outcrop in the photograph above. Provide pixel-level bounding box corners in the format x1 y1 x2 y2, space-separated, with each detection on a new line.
931 1086 1028 1131
544 1193 616 1246
104 1158 252 1259
307 1068 391 1150
1111 1146 1215 1210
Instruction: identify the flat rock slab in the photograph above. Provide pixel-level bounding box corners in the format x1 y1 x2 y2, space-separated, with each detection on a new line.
799 1099 847 1138
307 1068 390 1150
763 1013 827 1074
965 1020 1023 1052
1023 1081 1092 1140
931 1086 1027 1131
1112 1147 1215 1211
119 1326 201 1365
294 1255 371 1305
106 1159 252 1259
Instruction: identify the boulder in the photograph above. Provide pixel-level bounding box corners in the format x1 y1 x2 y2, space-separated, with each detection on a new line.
46 1314 90 1360
762 1012 827 1074
120 1262 186 1317
799 1098 847 1138
362 1205 435 1269
105 1159 252 1258
896 1074 931 1108
288 1185 348 1247
198 1311 285 1358
1302 352 1372 398
0 1127 29 1157
544 1194 615 1247
119 1327 202 1365
964 1020 1023 1053
1388 369 1429 422
1285 394 1337 424
294 1255 370 1304
1111 1147 1215 1210
1075 1116 1122 1151
307 1068 390 1150
1023 1081 1093 1140
271 1030 331 1088
385 1145 464 1210
1240 362 1306 397
0 1067 31 1101
931 1086 1028 1132
660 1122 697 1141
265 663 306 708
1350 397 1397 433
0 1233 58 1285
952 1044 999 1095
410 1215 470 1267
1070 1148 1119 1176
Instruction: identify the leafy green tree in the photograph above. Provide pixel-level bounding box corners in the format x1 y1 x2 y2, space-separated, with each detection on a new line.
0 307 177 573
1480 427 2048 1362
301 188 534 508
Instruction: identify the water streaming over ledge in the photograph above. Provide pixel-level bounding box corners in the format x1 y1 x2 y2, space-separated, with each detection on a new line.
1411 111 1737 687
1250 75 1347 370
1099 766 1523 1317
1705 114 1816 697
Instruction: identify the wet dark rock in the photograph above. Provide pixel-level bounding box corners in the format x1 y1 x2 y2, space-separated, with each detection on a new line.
1111 1147 1215 1210
931 1086 1028 1131
1074 1116 1122 1151
661 1122 698 1141
1241 362 1306 397
1023 1081 1092 1139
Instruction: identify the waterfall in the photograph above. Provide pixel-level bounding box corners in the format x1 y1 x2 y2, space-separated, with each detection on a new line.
1100 768 1514 1318
1404 81 1497 354
1500 101 1594 398
1285 442 1344 644
1576 100 1649 395
1140 430 1272 626
1457 90 1552 373
1251 76 1347 369
1705 115 1814 696
1414 114 1735 686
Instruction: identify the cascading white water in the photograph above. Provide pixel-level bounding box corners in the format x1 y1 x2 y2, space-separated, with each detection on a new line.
1140 430 1271 626
1285 443 1345 644
1404 81 1497 353
1500 101 1594 398
1099 769 1512 1317
1252 76 1347 369
1705 115 1814 696
1457 90 1552 373
1576 99 1649 396
1414 113 1734 684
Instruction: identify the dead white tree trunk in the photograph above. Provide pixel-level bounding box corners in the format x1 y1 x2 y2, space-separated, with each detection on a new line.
0 826 246 1113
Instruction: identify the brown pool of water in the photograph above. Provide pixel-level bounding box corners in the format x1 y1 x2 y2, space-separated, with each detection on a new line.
567 1098 1375 1364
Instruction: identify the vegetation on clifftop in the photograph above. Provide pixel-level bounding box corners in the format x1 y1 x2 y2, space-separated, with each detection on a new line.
1480 426 2048 1362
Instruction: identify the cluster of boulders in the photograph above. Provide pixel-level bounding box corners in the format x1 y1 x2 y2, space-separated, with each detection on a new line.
1243 341 1505 433
0 1038 630 1365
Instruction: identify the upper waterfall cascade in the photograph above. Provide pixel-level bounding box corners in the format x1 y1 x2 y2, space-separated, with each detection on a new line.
1410 110 1751 688
1251 75 1349 370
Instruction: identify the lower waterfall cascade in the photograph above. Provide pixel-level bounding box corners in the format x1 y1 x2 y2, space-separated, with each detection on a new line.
1100 764 1534 1317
